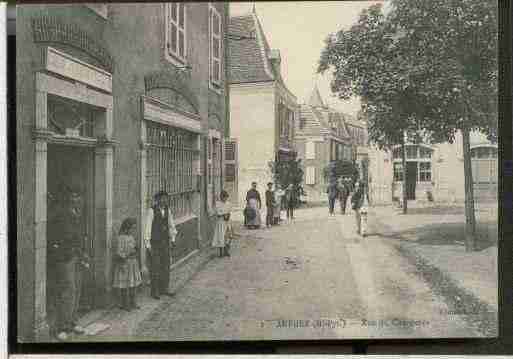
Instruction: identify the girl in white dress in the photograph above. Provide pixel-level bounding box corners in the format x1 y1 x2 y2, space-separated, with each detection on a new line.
212 190 232 257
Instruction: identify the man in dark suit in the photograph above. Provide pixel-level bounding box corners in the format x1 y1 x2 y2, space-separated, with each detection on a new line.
144 191 178 299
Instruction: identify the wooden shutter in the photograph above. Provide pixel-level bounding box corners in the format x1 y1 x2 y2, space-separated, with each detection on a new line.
305 141 315 160
306 166 316 185
224 138 238 205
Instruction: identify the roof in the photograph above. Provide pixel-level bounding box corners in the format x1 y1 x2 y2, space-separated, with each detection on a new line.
296 103 352 141
228 13 274 84
228 12 291 91
308 85 325 108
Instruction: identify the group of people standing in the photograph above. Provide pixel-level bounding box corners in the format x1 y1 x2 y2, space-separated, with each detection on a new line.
48 189 179 341
327 177 369 236
244 181 297 229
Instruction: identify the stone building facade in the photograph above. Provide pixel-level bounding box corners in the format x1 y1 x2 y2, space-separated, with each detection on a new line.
16 3 229 341
228 9 298 207
294 86 355 202
368 131 497 205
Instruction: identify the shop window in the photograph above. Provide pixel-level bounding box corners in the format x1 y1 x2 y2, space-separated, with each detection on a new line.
209 4 223 89
166 3 187 64
419 162 431 182
146 122 197 219
393 162 404 182
48 95 95 138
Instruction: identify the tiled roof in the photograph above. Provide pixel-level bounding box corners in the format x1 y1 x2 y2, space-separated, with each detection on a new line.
296 103 354 142
228 13 274 84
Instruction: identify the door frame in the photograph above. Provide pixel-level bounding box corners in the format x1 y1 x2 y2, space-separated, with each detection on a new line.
406 161 418 200
32 71 114 340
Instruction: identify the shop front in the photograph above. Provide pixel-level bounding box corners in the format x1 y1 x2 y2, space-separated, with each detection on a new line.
140 96 202 277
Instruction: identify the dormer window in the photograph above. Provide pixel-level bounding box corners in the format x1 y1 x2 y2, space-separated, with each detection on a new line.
166 3 187 65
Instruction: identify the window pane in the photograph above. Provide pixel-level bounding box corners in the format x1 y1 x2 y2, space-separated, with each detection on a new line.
170 24 177 53
419 162 431 171
213 61 220 82
491 148 497 158
178 3 184 28
406 146 417 159
171 3 177 22
213 37 220 59
213 12 220 35
179 31 184 58
419 147 432 158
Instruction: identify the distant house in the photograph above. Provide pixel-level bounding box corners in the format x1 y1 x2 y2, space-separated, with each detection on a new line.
228 8 298 206
367 131 497 205
295 86 359 202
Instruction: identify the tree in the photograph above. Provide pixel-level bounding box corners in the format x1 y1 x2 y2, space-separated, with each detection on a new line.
323 160 359 184
388 0 498 251
268 156 305 204
318 4 426 214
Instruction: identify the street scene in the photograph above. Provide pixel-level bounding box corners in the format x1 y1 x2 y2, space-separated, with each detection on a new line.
15 1 497 343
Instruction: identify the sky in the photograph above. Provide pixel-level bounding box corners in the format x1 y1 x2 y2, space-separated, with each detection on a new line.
230 1 382 116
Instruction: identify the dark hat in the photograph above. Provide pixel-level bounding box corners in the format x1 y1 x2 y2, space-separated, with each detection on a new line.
154 190 169 200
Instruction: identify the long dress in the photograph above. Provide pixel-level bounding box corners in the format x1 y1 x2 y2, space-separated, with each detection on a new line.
247 198 262 227
113 234 142 289
212 200 230 248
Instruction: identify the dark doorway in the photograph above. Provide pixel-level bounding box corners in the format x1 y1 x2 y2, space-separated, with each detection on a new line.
406 161 417 200
46 144 95 329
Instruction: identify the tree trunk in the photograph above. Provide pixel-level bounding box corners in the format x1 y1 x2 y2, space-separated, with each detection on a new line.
461 128 477 251
401 137 408 214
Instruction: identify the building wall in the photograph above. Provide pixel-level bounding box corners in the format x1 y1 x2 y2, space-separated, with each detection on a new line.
368 131 496 205
16 3 228 341
296 137 330 202
229 82 275 207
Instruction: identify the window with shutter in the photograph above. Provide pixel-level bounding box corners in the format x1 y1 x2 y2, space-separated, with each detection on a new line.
223 138 238 203
166 3 187 65
209 4 223 89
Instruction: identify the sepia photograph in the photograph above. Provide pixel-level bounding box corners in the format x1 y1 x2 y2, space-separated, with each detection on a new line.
15 0 498 343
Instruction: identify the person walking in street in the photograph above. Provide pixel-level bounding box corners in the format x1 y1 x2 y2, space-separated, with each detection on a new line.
113 218 142 311
338 177 350 215
265 182 275 228
144 190 178 300
273 184 285 225
284 184 296 222
351 181 365 236
327 181 339 216
212 190 232 257
245 182 262 229
49 189 89 341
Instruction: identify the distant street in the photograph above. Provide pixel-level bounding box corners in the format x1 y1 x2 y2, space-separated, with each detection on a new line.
132 206 484 340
